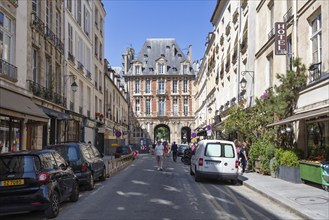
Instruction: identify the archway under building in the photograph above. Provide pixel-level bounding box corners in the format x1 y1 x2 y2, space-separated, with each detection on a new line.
154 124 170 143
181 127 191 144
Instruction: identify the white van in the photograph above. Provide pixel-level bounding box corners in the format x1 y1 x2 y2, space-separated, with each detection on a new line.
190 140 239 183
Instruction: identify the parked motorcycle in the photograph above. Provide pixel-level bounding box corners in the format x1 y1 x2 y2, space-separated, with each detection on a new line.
181 148 192 165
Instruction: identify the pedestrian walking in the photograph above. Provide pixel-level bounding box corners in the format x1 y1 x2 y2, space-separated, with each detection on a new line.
240 141 248 174
171 142 178 162
154 140 164 171
234 139 242 164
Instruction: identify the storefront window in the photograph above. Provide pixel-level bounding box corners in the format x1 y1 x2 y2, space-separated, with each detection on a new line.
0 116 21 152
307 120 329 161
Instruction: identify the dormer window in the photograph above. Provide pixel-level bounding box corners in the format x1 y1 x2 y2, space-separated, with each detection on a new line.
182 64 188 74
134 65 141 75
158 63 165 74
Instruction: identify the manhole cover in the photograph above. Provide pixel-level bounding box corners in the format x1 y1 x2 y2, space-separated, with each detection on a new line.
294 196 329 205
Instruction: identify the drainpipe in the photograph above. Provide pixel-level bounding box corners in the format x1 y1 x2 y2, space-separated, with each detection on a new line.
237 0 242 102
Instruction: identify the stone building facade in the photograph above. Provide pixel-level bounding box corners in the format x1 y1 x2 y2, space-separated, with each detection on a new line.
123 39 196 146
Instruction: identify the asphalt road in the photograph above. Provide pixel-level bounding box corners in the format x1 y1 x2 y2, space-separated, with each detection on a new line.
2 154 301 220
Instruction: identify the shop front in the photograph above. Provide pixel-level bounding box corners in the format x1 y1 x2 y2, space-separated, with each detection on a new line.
0 88 49 152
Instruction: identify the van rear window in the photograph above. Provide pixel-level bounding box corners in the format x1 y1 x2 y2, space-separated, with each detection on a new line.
205 143 235 158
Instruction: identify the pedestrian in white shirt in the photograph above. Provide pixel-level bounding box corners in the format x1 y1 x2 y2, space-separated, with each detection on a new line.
154 140 164 171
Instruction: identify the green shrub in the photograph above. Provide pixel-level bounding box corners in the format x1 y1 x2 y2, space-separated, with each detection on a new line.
275 148 300 167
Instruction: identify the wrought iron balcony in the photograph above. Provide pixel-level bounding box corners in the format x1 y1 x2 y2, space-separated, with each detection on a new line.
283 7 293 22
268 28 275 40
31 13 45 34
27 80 66 107
77 61 84 71
68 52 75 63
86 70 91 78
0 59 17 82
309 62 322 82
8 0 18 7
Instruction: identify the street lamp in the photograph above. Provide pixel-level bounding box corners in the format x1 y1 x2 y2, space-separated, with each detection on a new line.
239 71 254 105
64 74 78 93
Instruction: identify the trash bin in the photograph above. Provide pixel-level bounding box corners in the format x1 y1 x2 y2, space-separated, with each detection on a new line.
321 162 329 191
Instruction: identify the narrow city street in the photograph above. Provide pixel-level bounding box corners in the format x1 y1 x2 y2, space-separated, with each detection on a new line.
2 154 301 220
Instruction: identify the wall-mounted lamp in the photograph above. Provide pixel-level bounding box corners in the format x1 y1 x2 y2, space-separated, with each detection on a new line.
208 107 213 114
240 71 254 90
64 74 78 93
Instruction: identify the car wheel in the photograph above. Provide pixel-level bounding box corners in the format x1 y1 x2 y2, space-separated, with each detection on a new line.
69 181 79 202
99 167 106 181
45 191 59 218
87 173 95 191
194 167 201 182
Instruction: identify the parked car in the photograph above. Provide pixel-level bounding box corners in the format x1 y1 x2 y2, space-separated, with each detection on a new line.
0 150 79 218
45 143 106 190
190 140 239 183
114 146 133 159
177 144 189 157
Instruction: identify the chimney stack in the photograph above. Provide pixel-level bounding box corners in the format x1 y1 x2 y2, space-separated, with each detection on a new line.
188 45 192 62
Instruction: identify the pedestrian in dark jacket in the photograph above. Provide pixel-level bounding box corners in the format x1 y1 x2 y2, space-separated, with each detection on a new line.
171 142 178 162
240 141 248 174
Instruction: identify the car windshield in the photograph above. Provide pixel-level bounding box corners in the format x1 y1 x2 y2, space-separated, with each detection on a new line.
0 155 40 175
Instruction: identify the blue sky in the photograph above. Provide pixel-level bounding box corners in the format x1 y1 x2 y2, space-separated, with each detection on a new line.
102 0 217 67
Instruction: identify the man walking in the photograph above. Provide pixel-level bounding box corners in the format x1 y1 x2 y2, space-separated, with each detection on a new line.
171 142 178 162
154 140 164 171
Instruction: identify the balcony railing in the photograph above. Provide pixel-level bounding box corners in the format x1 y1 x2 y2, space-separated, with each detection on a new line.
268 28 275 40
309 62 322 82
283 7 293 22
70 101 74 111
31 13 64 53
0 59 17 82
68 52 75 63
27 80 66 107
8 0 18 7
77 61 84 71
86 70 91 78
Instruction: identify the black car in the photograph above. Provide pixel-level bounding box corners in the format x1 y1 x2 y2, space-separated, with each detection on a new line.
178 144 189 157
114 146 133 158
0 150 79 218
45 143 106 190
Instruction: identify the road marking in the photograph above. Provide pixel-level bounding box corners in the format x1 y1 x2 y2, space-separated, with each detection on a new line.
90 185 104 196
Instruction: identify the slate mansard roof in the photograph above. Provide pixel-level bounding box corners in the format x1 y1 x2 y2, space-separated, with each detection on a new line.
127 38 194 76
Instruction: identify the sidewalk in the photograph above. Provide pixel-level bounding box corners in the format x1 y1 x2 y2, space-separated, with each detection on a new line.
238 172 329 220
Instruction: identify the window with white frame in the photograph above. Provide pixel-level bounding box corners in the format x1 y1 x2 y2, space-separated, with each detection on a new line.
184 98 188 116
145 99 150 115
135 80 140 93
77 37 83 63
45 57 52 89
311 14 322 64
99 43 102 60
68 23 73 54
67 0 72 13
183 79 188 93
158 80 165 94
158 98 165 116
32 48 39 82
267 53 273 87
95 65 98 88
84 6 90 37
32 0 40 16
135 99 140 114
0 12 14 64
145 79 150 93
56 12 61 38
172 80 178 93
158 63 165 74
94 36 98 57
86 47 91 73
95 8 99 28
173 99 178 116
45 0 52 28
77 0 81 25
182 64 188 74
135 65 141 75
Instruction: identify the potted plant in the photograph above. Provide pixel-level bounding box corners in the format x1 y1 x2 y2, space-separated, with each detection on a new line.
275 147 303 183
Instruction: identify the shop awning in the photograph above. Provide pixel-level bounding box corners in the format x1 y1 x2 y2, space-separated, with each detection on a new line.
0 88 49 122
38 105 70 120
267 107 329 127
